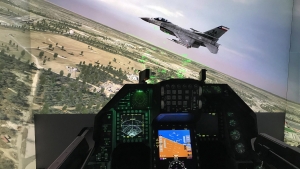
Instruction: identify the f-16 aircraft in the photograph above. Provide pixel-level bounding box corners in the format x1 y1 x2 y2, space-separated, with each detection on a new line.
141 17 229 54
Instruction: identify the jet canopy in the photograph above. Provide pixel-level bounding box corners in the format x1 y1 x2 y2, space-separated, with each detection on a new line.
154 17 170 23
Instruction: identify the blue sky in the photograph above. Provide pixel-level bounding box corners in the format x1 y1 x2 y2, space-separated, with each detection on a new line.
158 130 190 144
47 0 294 99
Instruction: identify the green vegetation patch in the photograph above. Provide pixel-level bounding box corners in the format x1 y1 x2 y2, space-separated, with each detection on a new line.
0 52 33 124
285 127 296 133
78 62 126 85
34 65 113 114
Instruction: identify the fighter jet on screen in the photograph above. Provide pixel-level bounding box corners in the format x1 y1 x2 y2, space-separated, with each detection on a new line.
141 17 229 54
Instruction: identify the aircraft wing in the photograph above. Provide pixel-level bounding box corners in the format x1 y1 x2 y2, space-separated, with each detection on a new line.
173 32 195 48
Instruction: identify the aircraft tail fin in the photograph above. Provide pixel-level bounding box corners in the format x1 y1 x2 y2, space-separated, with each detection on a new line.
204 26 229 39
204 43 219 54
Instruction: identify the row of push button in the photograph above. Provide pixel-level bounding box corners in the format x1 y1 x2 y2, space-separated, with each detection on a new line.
166 90 190 94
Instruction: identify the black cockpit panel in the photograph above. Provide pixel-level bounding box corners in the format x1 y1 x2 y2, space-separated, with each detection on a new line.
88 79 258 169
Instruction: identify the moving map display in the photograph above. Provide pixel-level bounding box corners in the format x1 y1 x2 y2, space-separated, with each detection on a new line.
158 130 192 159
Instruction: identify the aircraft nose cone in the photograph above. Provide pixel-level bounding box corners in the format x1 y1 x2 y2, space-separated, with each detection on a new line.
140 17 150 22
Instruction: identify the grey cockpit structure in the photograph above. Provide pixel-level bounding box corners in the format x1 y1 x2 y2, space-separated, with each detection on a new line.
153 17 171 23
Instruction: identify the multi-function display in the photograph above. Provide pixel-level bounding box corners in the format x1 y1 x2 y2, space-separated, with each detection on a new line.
158 130 192 159
120 114 144 138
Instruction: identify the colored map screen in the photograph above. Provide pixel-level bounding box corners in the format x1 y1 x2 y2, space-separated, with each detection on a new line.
158 130 192 159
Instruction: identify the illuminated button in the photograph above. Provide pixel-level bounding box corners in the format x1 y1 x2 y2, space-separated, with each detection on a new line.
178 95 182 100
172 90 176 94
230 130 240 140
229 120 237 127
199 86 202 96
235 143 245 154
161 100 164 109
172 101 176 105
227 112 234 117
198 100 202 108
172 95 176 100
167 90 171 94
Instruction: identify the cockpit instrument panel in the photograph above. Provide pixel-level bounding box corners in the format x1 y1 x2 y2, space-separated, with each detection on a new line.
90 79 258 169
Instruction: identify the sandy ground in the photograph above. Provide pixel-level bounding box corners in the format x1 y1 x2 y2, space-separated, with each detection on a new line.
1 28 147 82
1 30 31 48
100 81 122 96
28 31 144 74
24 124 35 159
25 159 35 169
31 71 40 96
16 130 23 169
1 121 19 130
9 36 43 69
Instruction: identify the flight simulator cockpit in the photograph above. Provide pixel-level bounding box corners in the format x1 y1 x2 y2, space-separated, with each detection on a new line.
154 17 170 23
47 69 300 169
